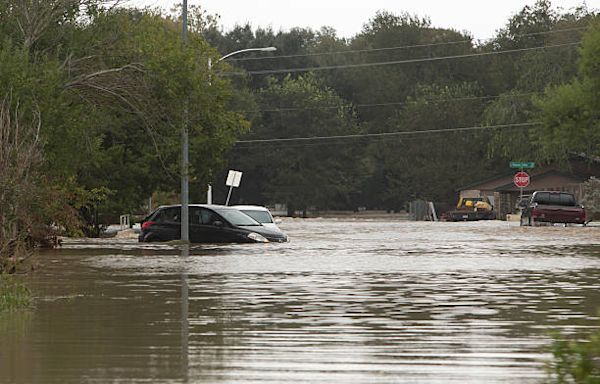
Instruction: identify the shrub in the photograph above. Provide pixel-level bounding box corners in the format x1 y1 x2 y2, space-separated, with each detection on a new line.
0 274 31 312
546 328 600 383
582 177 600 222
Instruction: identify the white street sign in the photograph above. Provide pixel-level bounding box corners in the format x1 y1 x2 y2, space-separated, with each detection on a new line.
226 170 243 187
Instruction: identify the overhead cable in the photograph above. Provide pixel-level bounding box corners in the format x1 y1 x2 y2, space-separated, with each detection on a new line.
236 92 539 114
226 42 579 76
235 121 540 146
227 27 588 62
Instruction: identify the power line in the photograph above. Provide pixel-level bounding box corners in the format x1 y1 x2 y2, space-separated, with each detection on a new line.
231 39 473 62
226 27 588 62
236 92 539 114
227 42 579 76
233 131 445 151
234 121 540 147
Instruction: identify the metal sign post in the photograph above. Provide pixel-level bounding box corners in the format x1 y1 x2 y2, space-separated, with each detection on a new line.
225 170 243 206
514 170 531 204
510 162 534 206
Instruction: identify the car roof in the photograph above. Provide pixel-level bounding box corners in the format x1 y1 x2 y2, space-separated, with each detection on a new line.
156 204 240 210
232 205 270 211
532 191 574 195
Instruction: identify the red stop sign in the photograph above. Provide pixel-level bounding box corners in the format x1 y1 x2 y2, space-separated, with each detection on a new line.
514 171 530 188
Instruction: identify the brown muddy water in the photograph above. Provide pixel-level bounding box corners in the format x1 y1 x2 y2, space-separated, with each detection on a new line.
1 219 600 384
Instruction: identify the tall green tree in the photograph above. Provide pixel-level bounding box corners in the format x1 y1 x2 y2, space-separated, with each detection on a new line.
318 11 477 126
61 9 248 214
0 1 250 237
534 16 600 160
484 2 595 163
359 83 500 209
228 74 364 214
0 42 79 268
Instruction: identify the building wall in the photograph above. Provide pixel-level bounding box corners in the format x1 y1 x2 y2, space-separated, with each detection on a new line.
494 192 516 220
504 174 585 194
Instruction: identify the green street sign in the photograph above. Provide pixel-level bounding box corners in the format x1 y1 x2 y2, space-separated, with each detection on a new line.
510 161 535 169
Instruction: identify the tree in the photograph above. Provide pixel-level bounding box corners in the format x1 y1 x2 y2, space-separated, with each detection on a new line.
484 4 595 163
359 83 500 209
0 2 250 238
318 11 477 126
481 0 568 95
581 177 600 221
483 91 538 161
228 74 364 214
63 8 249 213
534 17 600 161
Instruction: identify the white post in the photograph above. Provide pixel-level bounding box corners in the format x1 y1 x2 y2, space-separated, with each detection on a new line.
519 167 524 206
207 184 212 204
225 186 233 206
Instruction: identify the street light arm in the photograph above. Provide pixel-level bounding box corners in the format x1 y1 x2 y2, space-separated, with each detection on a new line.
204 45 276 206
218 47 277 62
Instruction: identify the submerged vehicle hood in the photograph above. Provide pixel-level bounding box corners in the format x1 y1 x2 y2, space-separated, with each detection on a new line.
240 224 288 242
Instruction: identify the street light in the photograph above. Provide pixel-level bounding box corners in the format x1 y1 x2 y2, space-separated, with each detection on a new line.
206 46 277 84
217 46 277 63
181 0 189 242
205 46 277 205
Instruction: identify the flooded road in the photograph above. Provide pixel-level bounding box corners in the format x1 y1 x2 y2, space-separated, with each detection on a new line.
1 219 600 383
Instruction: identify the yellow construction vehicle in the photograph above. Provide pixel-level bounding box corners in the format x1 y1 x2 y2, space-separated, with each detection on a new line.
447 197 495 221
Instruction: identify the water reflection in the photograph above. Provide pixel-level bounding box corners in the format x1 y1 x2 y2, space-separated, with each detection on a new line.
0 220 599 383
181 244 189 383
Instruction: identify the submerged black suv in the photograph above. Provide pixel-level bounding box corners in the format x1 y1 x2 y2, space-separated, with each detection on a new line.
139 204 288 243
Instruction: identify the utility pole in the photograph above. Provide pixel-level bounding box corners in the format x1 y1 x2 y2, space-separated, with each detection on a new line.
180 0 189 242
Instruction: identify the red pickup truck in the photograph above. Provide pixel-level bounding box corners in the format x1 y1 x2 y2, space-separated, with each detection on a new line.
520 191 587 226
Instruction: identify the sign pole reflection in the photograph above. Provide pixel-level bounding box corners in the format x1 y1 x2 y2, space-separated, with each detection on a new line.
180 244 189 382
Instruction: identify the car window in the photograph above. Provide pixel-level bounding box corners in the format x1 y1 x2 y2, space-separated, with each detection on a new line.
241 210 273 224
200 208 221 225
532 192 577 206
533 192 550 205
156 207 180 223
559 193 576 206
548 193 561 205
190 207 202 225
214 209 260 226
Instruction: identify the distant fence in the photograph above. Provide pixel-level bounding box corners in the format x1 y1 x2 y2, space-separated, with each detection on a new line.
409 200 438 221
119 214 131 230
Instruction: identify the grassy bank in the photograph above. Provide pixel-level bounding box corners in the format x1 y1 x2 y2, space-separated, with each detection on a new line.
0 274 32 312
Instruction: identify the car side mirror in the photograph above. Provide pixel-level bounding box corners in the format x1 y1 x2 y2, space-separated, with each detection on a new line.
213 220 224 228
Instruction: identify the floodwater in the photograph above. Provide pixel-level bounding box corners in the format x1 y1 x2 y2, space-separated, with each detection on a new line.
1 219 600 384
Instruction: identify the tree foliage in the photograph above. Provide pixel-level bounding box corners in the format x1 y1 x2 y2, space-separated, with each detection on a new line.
201 1 597 212
229 74 364 214
358 83 499 209
0 0 248 254
546 327 600 384
1 0 597 245
535 17 600 161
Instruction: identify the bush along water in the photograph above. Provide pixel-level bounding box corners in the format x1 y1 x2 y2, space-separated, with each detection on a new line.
546 328 600 384
0 274 31 312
